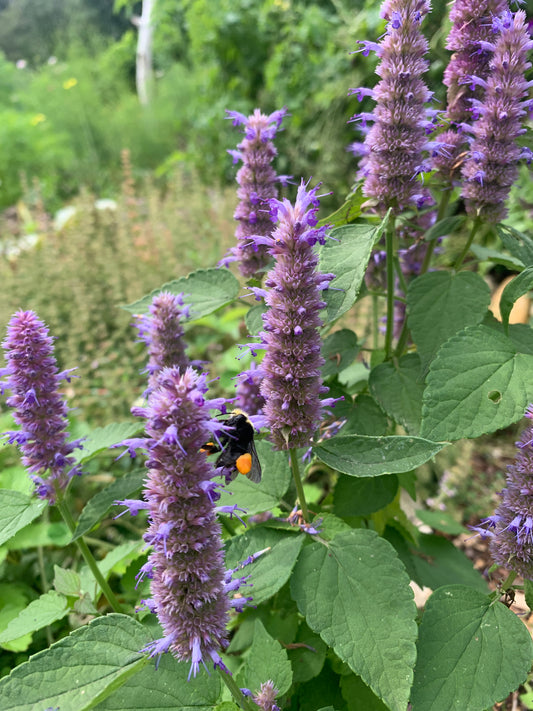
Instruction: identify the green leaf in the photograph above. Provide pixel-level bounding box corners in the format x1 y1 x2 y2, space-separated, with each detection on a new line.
53 566 82 597
225 528 304 605
291 529 417 711
524 579 533 611
407 271 490 370
342 394 389 436
414 510 467 536
386 530 487 593
94 653 221 710
73 469 146 541
470 243 525 271
369 353 424 434
500 266 533 332
313 435 445 477
341 674 389 711
288 621 327 683
423 215 466 242
333 474 398 517
218 440 291 515
0 490 46 546
75 422 142 465
122 268 240 319
5 521 70 550
237 619 292 696
411 585 533 711
318 222 383 323
0 591 69 645
0 615 150 711
245 303 267 336
318 188 364 228
322 329 359 378
420 324 533 441
497 224 533 267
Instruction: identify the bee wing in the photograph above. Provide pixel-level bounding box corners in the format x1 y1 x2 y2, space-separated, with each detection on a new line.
246 439 262 483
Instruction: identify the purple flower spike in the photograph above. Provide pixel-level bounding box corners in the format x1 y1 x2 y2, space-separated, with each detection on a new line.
354 0 433 213
253 681 281 711
234 361 265 416
253 180 335 450
433 0 509 179
1 311 82 504
134 292 189 392
133 366 253 674
461 10 533 222
223 108 288 279
475 406 533 579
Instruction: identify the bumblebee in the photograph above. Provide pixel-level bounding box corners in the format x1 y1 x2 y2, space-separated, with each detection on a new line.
202 409 262 483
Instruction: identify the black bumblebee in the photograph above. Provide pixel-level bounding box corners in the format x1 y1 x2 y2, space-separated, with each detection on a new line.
202 409 262 483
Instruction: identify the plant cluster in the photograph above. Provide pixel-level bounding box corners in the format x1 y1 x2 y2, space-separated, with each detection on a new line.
2 1 533 711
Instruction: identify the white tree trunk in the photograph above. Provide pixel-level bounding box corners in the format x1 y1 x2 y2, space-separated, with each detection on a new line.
136 0 154 106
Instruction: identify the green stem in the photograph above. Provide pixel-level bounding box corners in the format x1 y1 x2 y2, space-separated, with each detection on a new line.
218 667 256 711
384 218 396 360
289 448 309 523
500 571 517 593
371 293 379 351
420 189 452 275
57 501 123 613
394 319 410 358
454 217 481 271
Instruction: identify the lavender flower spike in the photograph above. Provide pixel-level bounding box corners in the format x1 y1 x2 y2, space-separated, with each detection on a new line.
475 405 533 579
1 311 82 504
254 180 336 450
223 108 288 279
134 291 189 392
135 367 250 674
352 0 433 213
432 0 508 180
461 10 533 222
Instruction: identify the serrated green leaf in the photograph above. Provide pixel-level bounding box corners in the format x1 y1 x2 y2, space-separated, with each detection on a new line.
411 585 533 711
313 435 445 477
318 222 383 323
333 474 398 517
225 528 304 605
100 541 145 579
423 215 466 242
94 653 221 711
291 529 417 711
73 469 146 541
74 422 143 465
369 353 424 434
237 619 292 696
420 324 533 441
6 521 70 550
122 268 240 319
322 329 359 378
497 224 533 267
0 490 46 547
53 566 82 596
500 266 533 332
318 187 364 228
407 271 490 370
470 244 525 270
0 591 69 645
218 441 291 515
245 303 267 336
0 615 150 711
342 394 388 436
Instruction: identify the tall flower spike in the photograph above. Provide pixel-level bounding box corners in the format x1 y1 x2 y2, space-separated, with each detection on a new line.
350 0 433 213
251 180 336 450
127 367 251 674
432 0 509 180
223 108 288 279
134 292 189 392
1 311 82 504
461 10 533 222
473 405 533 580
